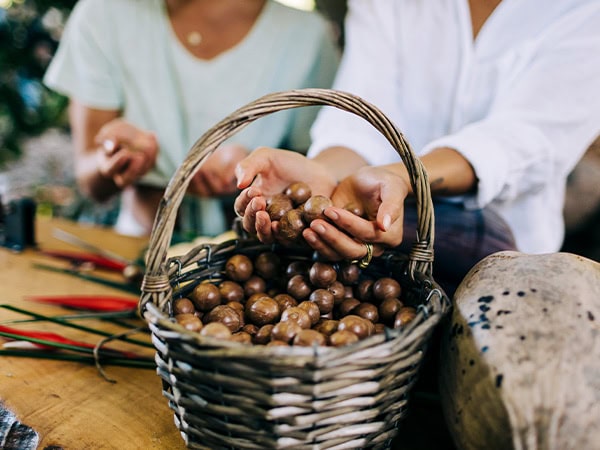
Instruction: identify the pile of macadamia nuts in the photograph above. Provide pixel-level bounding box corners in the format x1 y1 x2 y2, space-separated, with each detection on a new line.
172 250 417 347
265 181 363 244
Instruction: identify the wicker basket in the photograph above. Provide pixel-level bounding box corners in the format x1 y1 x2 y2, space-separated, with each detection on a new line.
140 88 451 450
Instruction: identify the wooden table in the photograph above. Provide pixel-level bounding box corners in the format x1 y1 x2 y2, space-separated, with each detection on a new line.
0 217 184 449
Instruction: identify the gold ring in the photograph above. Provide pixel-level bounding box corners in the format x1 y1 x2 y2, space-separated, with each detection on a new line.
351 242 373 269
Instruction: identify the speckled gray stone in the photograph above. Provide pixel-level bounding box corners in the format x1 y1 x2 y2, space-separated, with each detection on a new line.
440 251 600 450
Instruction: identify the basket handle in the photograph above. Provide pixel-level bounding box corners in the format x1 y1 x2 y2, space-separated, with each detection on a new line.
140 88 434 311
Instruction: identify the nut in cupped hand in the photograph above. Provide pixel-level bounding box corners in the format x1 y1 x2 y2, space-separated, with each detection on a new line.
263 182 341 246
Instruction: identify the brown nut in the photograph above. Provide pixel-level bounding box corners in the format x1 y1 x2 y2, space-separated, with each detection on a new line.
271 320 303 344
285 260 310 278
328 281 346 306
246 297 281 326
356 279 375 302
266 339 289 347
225 301 245 316
378 297 404 324
243 275 267 298
338 262 361 285
308 289 335 315
309 261 337 288
253 252 281 279
353 302 379 323
280 306 312 329
200 322 231 339
287 274 312 301
293 329 326 347
266 193 293 221
173 297 195 315
298 300 321 326
373 277 402 302
242 323 259 336
337 297 360 317
338 315 372 340
277 209 306 242
218 280 245 303
329 330 359 347
343 202 364 218
394 306 417 328
204 305 242 333
284 182 312 206
253 324 275 345
225 254 253 282
273 293 297 312
302 195 333 223
190 282 221 312
313 319 339 336
230 331 253 344
174 313 203 332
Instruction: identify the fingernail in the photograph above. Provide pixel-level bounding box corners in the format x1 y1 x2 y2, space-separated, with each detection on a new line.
304 230 316 244
312 223 326 234
324 209 339 221
382 214 391 231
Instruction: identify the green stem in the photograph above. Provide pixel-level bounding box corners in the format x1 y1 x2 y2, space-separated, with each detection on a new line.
1 304 153 348
32 263 141 294
0 349 155 369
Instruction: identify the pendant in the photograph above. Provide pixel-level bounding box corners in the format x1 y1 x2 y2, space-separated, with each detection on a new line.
187 31 202 47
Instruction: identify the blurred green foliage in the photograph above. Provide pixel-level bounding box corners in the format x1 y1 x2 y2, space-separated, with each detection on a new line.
0 0 76 168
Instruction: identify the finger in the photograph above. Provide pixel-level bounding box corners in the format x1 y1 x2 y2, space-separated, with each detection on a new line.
114 153 146 187
235 147 273 189
302 227 341 261
254 210 275 244
101 152 131 178
377 180 406 231
323 207 380 241
241 196 266 235
234 188 252 218
306 219 367 261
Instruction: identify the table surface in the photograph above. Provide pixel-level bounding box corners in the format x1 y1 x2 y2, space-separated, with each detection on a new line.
0 216 185 449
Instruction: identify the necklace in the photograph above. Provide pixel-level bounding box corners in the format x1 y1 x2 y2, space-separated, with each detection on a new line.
186 31 202 46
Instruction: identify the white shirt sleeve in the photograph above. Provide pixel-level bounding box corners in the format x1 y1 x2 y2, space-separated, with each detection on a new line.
424 3 600 209
308 0 406 166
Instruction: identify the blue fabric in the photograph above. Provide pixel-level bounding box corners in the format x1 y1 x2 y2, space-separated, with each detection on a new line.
399 199 517 297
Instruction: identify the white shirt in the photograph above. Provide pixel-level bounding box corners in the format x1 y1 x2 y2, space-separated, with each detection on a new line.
44 0 339 236
309 0 600 254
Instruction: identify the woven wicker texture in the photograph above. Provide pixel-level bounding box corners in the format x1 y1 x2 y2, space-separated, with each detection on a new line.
140 89 451 449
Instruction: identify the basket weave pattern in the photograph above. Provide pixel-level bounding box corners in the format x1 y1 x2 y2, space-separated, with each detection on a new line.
140 89 450 449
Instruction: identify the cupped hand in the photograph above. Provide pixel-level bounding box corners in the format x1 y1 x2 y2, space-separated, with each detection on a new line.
233 147 337 241
303 166 409 262
188 143 248 197
94 119 158 188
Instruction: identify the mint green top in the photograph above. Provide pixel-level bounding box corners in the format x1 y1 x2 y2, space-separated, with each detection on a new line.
44 0 339 235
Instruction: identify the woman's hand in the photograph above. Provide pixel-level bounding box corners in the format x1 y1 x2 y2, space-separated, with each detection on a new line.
189 143 248 197
233 147 337 242
303 166 409 262
94 119 158 188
